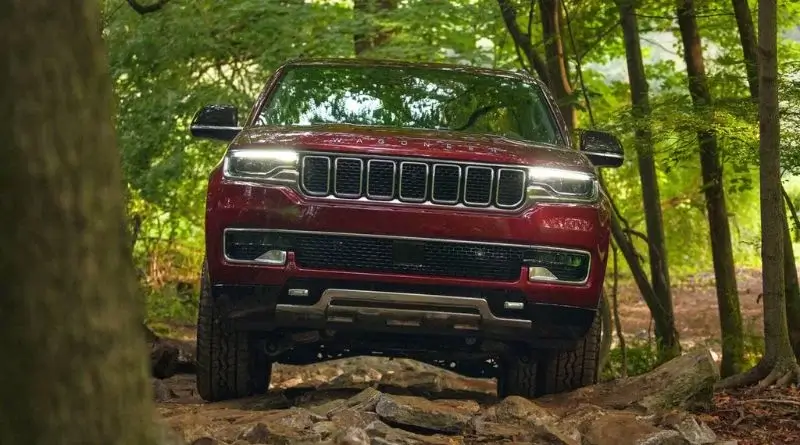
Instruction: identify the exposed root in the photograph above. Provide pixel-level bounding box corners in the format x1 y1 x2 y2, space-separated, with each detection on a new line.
757 362 800 388
715 362 768 390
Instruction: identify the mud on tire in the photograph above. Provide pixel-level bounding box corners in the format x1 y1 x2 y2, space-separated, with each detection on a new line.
535 312 601 396
196 260 271 402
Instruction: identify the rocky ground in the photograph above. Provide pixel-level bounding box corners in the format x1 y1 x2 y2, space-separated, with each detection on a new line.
152 340 750 445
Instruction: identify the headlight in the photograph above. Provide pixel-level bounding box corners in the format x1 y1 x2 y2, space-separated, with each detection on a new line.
526 166 598 202
223 149 299 183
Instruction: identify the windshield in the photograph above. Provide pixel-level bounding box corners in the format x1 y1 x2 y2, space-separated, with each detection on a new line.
255 64 562 145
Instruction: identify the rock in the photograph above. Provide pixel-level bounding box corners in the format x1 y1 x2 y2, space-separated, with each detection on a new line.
495 396 557 423
542 349 719 414
656 412 717 444
189 438 221 445
310 387 382 417
374 394 477 434
329 409 380 429
333 426 371 445
555 404 607 443
490 396 577 445
310 421 338 439
379 370 444 394
152 378 177 402
238 422 270 444
581 411 689 445
365 420 459 445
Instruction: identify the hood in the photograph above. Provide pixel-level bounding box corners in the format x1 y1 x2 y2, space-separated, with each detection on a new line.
233 124 595 173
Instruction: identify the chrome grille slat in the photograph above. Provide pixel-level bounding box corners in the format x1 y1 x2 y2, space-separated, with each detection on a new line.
334 157 363 198
366 159 396 200
399 161 428 202
464 166 493 207
431 164 461 204
299 154 527 210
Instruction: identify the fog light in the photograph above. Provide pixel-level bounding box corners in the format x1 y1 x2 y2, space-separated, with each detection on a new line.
254 249 287 265
288 288 309 297
528 266 559 282
504 301 524 310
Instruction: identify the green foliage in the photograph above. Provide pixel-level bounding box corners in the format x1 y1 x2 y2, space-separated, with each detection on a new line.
103 0 800 323
601 339 660 380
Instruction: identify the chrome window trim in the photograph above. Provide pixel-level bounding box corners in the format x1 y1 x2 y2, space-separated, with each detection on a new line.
495 168 527 209
463 165 494 207
222 227 592 285
398 161 429 203
366 159 396 200
300 155 331 196
333 157 364 198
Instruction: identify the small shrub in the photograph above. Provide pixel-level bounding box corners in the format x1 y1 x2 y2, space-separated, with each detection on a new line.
601 339 660 381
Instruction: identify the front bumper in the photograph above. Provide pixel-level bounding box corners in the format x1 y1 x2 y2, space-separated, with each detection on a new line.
214 281 597 349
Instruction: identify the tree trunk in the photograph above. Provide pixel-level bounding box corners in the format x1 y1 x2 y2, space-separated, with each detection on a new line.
730 0 800 360
0 2 157 444
353 0 398 56
617 0 678 360
603 183 678 357
731 0 759 100
755 0 799 382
538 0 575 131
781 205 800 357
676 0 745 377
496 0 551 85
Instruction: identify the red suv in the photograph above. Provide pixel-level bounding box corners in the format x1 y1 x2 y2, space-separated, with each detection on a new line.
191 58 623 402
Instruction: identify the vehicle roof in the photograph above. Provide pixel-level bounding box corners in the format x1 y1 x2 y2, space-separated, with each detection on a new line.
278 57 545 87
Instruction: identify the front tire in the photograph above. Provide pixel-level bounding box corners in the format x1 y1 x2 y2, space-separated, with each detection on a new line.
196 260 271 402
535 313 601 396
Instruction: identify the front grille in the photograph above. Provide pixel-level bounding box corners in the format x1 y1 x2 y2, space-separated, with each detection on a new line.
224 230 591 283
299 153 527 209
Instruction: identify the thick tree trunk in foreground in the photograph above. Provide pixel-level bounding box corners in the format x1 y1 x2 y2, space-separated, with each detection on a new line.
353 0 398 56
0 2 157 444
781 209 800 357
676 0 745 377
618 0 679 360
729 0 800 360
752 0 800 384
539 0 576 131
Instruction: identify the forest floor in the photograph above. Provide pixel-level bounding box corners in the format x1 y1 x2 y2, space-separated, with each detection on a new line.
154 268 800 444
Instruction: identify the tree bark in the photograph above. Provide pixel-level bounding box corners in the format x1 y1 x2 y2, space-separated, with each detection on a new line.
729 0 800 360
731 0 759 100
676 0 745 377
755 0 799 382
353 0 398 56
781 204 800 358
538 0 575 130
617 0 678 360
0 1 157 444
496 0 551 85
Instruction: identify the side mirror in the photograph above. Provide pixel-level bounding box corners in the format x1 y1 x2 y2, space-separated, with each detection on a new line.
190 104 242 142
577 130 624 168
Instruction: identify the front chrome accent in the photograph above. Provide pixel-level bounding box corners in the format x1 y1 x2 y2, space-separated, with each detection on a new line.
463 166 494 207
333 157 364 198
275 289 532 331
496 168 527 209
254 249 287 265
222 228 592 285
298 152 537 210
366 159 396 200
398 161 429 203
301 155 330 196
